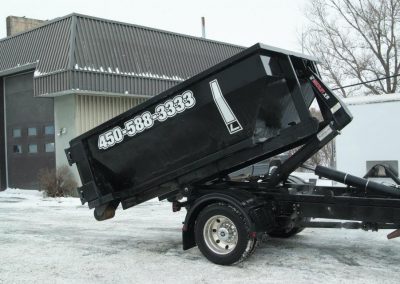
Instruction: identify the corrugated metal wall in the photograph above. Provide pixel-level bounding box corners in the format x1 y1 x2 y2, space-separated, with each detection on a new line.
70 71 177 96
75 95 147 134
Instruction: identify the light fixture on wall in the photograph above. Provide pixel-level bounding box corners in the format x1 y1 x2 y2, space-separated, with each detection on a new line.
57 127 67 136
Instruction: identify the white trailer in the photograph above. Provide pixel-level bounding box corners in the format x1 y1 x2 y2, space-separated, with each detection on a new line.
336 94 400 181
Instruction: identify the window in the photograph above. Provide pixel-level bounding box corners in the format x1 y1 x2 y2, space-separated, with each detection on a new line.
45 143 55 153
13 145 22 154
13 128 21 138
44 125 55 135
28 127 37 136
28 144 38 153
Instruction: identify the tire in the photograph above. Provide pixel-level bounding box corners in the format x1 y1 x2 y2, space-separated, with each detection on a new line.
195 203 257 265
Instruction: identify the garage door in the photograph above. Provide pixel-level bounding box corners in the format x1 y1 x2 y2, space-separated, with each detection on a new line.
4 72 55 189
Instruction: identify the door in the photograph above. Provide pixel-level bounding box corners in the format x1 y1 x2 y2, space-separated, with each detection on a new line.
4 72 55 189
0 78 5 190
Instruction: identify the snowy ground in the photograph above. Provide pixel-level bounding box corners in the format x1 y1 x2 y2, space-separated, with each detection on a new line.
1 189 399 284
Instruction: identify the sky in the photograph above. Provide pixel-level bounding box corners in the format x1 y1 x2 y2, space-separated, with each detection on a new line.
0 0 309 52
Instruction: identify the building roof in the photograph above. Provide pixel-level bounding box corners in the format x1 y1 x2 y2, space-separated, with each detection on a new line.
343 93 400 106
0 13 244 97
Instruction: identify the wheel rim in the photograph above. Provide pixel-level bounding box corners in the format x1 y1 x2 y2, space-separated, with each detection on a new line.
203 214 238 255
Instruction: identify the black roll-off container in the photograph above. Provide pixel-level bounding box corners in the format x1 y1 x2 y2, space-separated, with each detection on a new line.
66 43 331 209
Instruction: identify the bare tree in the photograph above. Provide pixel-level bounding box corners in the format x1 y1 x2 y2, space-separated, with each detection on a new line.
303 0 400 97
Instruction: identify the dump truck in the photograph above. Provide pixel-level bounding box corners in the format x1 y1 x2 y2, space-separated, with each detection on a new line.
65 43 400 265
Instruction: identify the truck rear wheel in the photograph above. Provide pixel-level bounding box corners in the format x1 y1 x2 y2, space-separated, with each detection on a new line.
194 203 257 265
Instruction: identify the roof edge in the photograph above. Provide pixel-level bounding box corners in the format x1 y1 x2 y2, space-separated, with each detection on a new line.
33 69 185 82
343 93 400 105
258 43 318 62
67 15 78 70
0 62 37 77
0 12 245 50
0 13 75 43
70 13 245 50
38 89 152 98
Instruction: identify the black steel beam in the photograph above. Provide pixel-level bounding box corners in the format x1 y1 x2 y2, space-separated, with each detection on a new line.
315 165 400 198
299 221 399 230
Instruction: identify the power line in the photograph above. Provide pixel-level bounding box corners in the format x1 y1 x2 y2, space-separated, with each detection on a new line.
332 74 400 91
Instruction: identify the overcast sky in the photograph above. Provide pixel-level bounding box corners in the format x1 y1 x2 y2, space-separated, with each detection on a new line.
0 0 308 52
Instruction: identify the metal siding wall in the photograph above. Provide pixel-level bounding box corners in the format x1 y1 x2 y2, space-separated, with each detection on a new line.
70 71 173 97
336 101 400 177
33 71 73 97
75 94 147 134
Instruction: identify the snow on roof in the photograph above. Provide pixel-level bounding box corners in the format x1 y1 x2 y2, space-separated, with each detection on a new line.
343 93 400 106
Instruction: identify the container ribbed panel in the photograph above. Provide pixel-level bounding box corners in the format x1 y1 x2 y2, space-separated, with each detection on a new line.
75 94 147 134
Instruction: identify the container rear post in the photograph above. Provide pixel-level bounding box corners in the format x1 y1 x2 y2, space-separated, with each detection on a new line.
281 55 312 122
66 141 103 207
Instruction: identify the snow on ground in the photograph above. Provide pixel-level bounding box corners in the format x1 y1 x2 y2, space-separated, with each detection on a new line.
1 188 400 284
